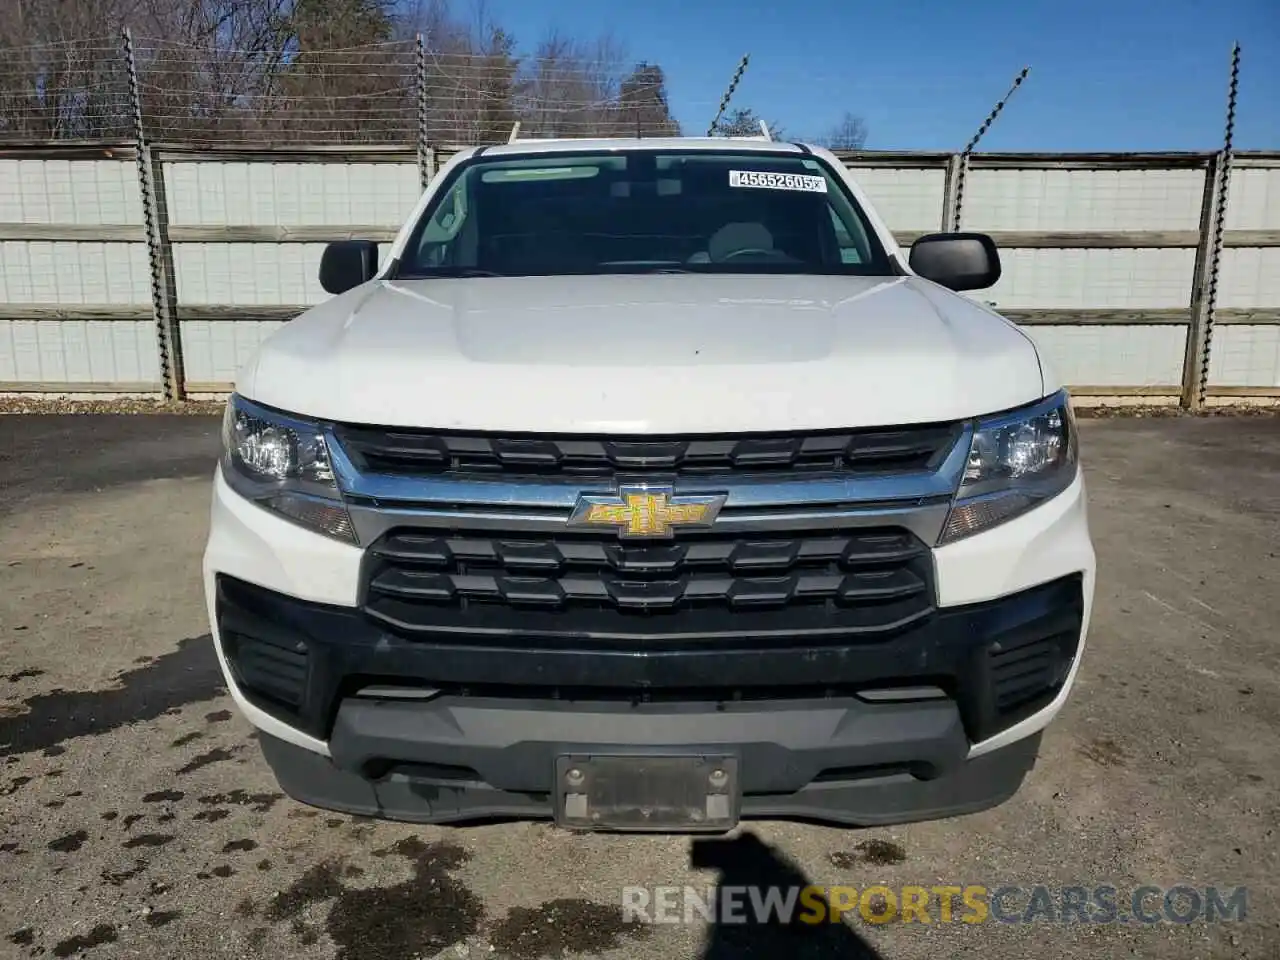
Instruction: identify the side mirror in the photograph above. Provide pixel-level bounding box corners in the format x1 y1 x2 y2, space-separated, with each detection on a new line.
908 233 1001 292
319 240 378 295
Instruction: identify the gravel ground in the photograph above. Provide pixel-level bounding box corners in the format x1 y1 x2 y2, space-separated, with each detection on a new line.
0 414 1277 960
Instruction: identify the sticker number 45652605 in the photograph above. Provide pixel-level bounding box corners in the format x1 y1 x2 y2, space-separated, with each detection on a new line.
728 170 828 193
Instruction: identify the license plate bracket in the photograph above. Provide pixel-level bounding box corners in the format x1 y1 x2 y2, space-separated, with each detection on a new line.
554 755 739 832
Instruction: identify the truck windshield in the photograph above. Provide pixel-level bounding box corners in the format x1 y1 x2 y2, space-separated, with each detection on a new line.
394 149 893 278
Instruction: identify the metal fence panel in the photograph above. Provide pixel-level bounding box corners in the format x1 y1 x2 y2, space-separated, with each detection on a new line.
962 168 1206 231
1023 326 1189 388
1219 248 1280 308
1209 161 1280 392
987 248 1196 309
0 319 160 386
843 166 947 234
1224 167 1280 230
172 243 326 306
0 240 150 304
0 158 143 224
162 160 420 226
179 319 287 388
0 150 159 390
1207 327 1280 388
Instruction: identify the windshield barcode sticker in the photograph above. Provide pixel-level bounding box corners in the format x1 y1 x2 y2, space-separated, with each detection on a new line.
728 170 827 193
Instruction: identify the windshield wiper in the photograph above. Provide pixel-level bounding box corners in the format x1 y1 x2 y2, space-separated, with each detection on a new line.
399 267 506 278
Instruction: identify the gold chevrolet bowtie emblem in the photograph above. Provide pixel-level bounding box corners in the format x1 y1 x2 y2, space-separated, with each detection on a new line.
568 485 727 538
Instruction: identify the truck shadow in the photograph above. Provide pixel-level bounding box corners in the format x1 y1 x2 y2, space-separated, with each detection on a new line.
0 635 224 759
691 831 886 959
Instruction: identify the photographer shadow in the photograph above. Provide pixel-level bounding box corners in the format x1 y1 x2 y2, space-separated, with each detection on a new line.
691 831 887 959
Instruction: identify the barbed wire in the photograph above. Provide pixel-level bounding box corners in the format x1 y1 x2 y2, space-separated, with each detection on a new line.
0 35 690 143
0 32 1266 149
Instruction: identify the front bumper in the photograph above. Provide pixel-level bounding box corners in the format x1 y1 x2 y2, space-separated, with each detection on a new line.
203 467 1094 827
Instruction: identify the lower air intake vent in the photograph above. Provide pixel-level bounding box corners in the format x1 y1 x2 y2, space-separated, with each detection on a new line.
990 631 1072 717
223 630 309 710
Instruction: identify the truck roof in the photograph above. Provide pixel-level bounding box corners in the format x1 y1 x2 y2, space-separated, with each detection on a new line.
467 137 811 159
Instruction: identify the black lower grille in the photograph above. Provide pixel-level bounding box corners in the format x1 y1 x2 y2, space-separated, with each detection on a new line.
217 572 1084 743
361 526 935 640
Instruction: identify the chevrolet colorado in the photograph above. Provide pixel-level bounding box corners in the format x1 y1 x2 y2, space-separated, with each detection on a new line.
204 137 1095 832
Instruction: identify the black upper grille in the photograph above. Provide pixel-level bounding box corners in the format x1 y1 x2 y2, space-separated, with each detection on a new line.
334 423 962 479
361 526 935 640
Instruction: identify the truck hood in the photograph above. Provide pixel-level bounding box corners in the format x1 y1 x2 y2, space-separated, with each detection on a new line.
239 274 1045 433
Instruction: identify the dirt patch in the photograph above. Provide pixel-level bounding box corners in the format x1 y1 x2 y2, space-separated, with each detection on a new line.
176 746 242 775
1078 737 1126 767
122 834 175 850
48 831 89 853
829 839 907 869
196 790 284 813
489 899 651 960
142 790 184 803
51 923 118 958
264 838 482 960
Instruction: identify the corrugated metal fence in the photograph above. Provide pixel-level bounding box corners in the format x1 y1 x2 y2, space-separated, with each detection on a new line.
1 142 1278 407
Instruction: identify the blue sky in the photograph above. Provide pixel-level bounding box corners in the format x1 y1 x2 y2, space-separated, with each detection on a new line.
478 0 1279 151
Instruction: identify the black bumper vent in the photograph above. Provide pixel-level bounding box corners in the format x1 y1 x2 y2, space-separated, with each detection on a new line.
957 605 1083 742
333 422 962 480
361 526 936 640
991 632 1072 715
222 628 309 711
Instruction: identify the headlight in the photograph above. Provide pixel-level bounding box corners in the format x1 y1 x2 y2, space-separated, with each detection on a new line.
221 394 356 543
939 390 1077 544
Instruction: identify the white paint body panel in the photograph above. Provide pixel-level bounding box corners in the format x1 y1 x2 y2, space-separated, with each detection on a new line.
204 469 361 756
238 274 1046 432
934 470 1095 757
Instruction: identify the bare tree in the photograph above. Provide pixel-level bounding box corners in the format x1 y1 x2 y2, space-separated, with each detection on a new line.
814 111 868 151
615 62 679 137
0 0 685 144
518 29 623 138
712 106 782 140
0 0 133 139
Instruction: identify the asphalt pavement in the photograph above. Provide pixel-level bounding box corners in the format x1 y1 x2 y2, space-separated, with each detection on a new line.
1 413 1277 959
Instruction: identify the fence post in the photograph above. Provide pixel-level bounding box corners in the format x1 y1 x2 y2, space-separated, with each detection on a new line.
122 27 184 401
1182 155 1224 410
1181 43 1240 412
942 154 964 231
416 33 431 190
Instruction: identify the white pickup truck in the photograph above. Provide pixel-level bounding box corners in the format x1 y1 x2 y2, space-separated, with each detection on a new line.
203 137 1095 832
